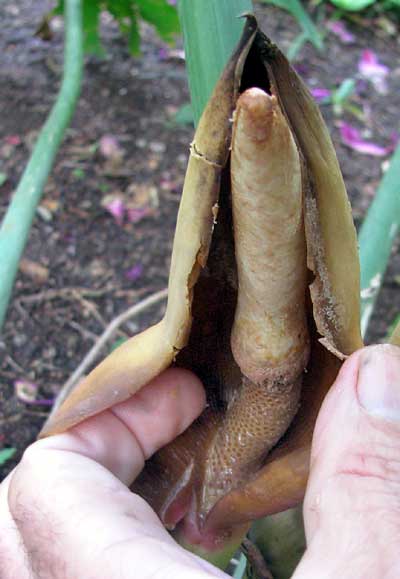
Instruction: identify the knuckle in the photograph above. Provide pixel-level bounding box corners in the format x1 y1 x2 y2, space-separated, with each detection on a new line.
330 444 400 518
337 446 400 484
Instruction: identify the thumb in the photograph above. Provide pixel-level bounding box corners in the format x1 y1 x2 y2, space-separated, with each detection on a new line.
295 344 400 579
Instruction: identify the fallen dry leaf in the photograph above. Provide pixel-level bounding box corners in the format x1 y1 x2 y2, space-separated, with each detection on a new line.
19 258 49 284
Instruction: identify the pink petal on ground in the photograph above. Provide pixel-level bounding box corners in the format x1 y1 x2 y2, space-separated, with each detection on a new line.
158 47 169 60
358 50 389 94
358 50 388 76
339 123 394 157
29 398 55 406
327 21 355 44
160 178 179 191
104 198 126 226
159 48 185 61
125 264 143 282
99 135 123 159
127 206 154 223
14 380 38 403
5 135 21 146
310 87 331 103
14 380 54 406
390 132 400 148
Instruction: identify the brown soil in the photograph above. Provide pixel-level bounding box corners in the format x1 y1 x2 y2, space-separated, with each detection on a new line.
1 1 399 480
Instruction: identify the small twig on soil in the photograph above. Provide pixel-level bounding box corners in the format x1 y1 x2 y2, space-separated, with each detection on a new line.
31 361 61 372
17 285 117 304
59 161 90 168
17 286 148 306
242 538 274 579
13 300 30 321
67 320 99 342
0 414 22 427
46 288 168 420
0 371 16 380
4 355 26 375
100 169 134 178
24 410 50 418
71 291 108 329
115 288 151 298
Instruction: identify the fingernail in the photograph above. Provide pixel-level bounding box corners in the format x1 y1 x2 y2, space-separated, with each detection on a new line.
358 345 400 421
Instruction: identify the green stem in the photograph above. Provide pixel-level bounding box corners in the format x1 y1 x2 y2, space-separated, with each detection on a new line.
233 552 248 579
0 0 83 332
177 0 253 126
358 144 400 337
250 507 306 579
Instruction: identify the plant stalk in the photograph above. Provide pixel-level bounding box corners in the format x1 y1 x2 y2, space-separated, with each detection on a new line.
359 144 400 337
0 0 84 331
177 0 253 126
250 507 306 579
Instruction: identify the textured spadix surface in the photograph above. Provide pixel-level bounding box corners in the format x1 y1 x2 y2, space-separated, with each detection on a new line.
41 16 363 540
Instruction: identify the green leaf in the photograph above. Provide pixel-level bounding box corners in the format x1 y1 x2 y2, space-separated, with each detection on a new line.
72 167 85 179
387 314 400 341
137 0 180 43
51 0 180 57
359 144 400 336
287 30 308 61
83 0 104 55
53 0 103 55
0 448 16 466
250 508 306 579
332 78 356 115
52 0 64 16
105 0 134 33
128 14 141 55
259 0 323 51
110 337 128 352
0 172 7 186
178 0 253 125
173 102 194 126
332 78 356 105
329 0 376 10
105 0 140 54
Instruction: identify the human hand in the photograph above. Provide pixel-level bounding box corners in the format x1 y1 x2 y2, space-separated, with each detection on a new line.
0 368 223 579
295 343 400 578
1 345 400 578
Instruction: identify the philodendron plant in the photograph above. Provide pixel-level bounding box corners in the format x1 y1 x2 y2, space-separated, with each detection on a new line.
41 15 400 570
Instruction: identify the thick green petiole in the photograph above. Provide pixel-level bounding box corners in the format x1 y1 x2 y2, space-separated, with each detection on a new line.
0 0 83 331
359 144 400 337
177 0 253 125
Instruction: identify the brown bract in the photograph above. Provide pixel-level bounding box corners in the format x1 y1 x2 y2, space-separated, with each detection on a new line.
40 16 363 539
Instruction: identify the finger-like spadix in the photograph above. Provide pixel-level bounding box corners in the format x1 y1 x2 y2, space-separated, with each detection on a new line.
200 88 309 516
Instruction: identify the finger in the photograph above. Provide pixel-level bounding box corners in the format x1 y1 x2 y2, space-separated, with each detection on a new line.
0 472 30 579
35 367 206 485
294 345 400 578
